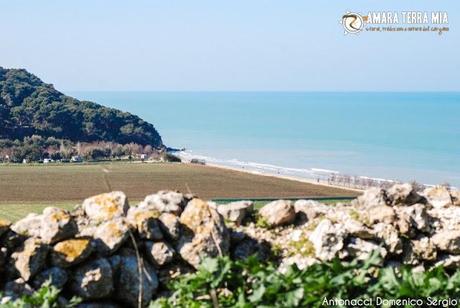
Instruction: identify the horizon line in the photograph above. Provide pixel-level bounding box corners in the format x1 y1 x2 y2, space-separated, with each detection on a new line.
65 90 460 93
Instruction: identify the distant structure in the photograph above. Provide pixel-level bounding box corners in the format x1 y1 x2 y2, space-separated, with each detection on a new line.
71 155 83 163
190 159 206 165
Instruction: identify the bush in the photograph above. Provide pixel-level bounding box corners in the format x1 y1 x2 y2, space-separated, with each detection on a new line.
0 282 80 308
151 253 460 307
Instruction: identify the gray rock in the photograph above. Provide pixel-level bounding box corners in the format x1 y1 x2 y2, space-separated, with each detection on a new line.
347 237 387 261
395 203 431 236
352 187 388 208
434 254 460 269
114 253 159 307
82 191 129 223
368 205 395 225
32 267 68 289
373 223 403 255
10 238 48 281
432 230 460 254
308 219 345 261
40 207 78 244
177 198 230 268
217 201 253 225
423 186 453 208
411 237 437 261
139 190 188 215
10 213 43 238
259 200 295 227
231 237 272 261
126 207 163 240
452 190 460 206
145 241 175 267
70 258 114 300
158 213 181 241
93 218 129 255
51 238 94 267
294 200 331 223
386 183 425 206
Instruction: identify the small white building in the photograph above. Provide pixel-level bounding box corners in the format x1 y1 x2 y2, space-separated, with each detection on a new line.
71 155 83 163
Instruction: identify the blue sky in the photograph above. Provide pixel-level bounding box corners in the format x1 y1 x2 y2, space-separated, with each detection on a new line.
0 0 458 91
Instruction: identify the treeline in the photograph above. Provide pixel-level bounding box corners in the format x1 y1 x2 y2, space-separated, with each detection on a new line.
0 135 168 163
0 67 163 147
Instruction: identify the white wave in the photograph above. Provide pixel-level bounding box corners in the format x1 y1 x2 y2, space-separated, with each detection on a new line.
311 168 340 174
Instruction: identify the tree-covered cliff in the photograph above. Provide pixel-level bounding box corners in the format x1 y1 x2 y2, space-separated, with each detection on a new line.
0 67 163 147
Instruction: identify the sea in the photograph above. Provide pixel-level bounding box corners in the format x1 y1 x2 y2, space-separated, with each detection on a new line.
70 92 460 188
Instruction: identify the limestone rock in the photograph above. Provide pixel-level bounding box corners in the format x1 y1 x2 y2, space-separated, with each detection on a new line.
432 230 460 254
259 200 295 227
435 255 460 269
411 237 437 261
10 238 48 281
279 256 318 273
395 203 431 234
0 218 11 237
83 191 129 222
428 206 460 231
70 258 114 300
32 267 68 289
308 219 345 261
177 198 230 268
231 237 272 261
10 213 43 238
423 186 453 208
139 190 188 215
373 223 403 255
114 253 159 307
368 205 395 225
93 219 129 255
127 207 163 240
145 241 175 267
40 207 78 244
217 201 253 225
352 187 388 208
158 213 181 241
51 238 93 267
386 183 425 206
452 190 460 206
294 200 331 223
342 217 374 240
347 237 387 261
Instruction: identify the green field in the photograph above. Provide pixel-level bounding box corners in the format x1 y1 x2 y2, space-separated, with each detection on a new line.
0 162 358 221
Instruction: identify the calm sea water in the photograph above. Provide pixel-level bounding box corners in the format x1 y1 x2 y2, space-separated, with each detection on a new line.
70 92 460 187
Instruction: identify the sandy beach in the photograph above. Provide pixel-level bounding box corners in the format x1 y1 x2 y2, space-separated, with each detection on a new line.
204 162 364 193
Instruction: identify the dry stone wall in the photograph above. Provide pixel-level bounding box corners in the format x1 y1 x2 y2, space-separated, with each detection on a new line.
1 184 460 306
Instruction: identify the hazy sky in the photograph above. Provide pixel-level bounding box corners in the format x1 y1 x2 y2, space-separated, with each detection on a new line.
0 0 458 91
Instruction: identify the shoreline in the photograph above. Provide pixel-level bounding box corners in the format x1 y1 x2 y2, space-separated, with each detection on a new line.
175 150 458 191
201 162 363 193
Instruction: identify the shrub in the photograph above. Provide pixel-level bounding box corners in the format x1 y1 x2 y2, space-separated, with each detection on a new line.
151 253 460 308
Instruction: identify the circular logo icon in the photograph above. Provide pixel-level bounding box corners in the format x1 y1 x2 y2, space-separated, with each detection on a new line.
341 12 364 34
